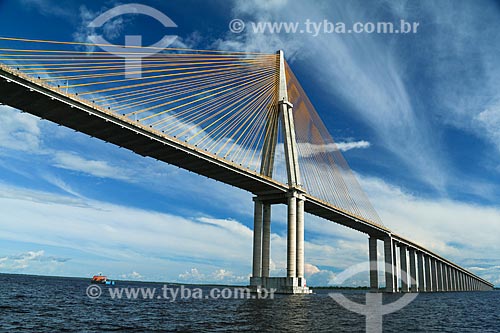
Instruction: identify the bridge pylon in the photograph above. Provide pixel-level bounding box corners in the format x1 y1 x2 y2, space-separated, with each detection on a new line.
249 50 311 294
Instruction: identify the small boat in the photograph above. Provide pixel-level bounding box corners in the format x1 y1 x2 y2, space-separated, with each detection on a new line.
91 274 115 285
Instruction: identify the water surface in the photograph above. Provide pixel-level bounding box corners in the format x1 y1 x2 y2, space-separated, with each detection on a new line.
0 274 498 332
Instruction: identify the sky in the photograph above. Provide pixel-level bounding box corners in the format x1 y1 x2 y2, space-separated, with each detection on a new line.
0 0 499 287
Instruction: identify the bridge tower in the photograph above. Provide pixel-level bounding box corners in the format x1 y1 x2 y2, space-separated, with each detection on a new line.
250 51 311 294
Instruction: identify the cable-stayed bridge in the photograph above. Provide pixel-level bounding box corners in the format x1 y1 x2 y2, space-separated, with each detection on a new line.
0 37 493 293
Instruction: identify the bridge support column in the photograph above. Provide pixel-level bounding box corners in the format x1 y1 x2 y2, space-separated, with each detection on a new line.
393 241 398 291
448 266 453 291
249 194 310 294
250 51 310 294
447 266 453 291
369 237 378 291
409 248 417 292
444 266 449 291
453 268 458 290
431 258 438 292
287 194 297 278
437 261 444 291
262 203 271 278
384 237 396 293
296 196 305 281
417 252 425 292
424 255 432 292
399 245 408 292
251 198 263 284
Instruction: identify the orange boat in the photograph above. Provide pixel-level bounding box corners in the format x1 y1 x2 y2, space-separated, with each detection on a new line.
90 274 115 285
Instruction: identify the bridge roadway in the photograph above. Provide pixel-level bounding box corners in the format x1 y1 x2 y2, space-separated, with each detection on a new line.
0 67 493 291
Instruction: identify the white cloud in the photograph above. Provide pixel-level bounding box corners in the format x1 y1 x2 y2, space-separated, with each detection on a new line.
409 1 500 154
52 151 131 180
296 140 370 158
72 4 128 49
360 175 500 274
178 267 248 284
0 106 133 182
178 268 204 281
120 271 143 280
335 140 371 152
0 183 255 280
304 262 320 275
0 250 70 270
0 106 41 152
214 1 500 203
475 106 500 150
0 181 372 284
0 173 498 285
19 0 74 18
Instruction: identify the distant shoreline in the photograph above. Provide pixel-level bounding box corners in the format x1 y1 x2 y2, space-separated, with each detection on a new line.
0 272 368 289
1 273 498 290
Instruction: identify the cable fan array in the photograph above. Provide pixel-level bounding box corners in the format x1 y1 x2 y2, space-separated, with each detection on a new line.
285 62 383 226
0 36 279 172
0 36 382 226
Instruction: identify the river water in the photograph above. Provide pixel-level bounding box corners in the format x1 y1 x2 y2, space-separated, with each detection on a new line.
0 274 498 332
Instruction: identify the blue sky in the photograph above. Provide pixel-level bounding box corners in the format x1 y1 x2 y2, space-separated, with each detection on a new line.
0 0 499 286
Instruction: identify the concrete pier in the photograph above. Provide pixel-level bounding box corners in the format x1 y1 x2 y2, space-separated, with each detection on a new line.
296 196 305 280
417 252 425 292
251 199 263 279
369 237 378 291
392 241 398 291
262 203 271 278
399 245 408 292
425 255 432 292
384 237 395 292
359 236 493 293
287 194 297 278
409 248 417 292
437 261 444 291
431 258 438 292
447 266 453 291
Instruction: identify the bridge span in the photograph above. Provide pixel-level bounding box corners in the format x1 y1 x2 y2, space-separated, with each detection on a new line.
0 37 493 293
